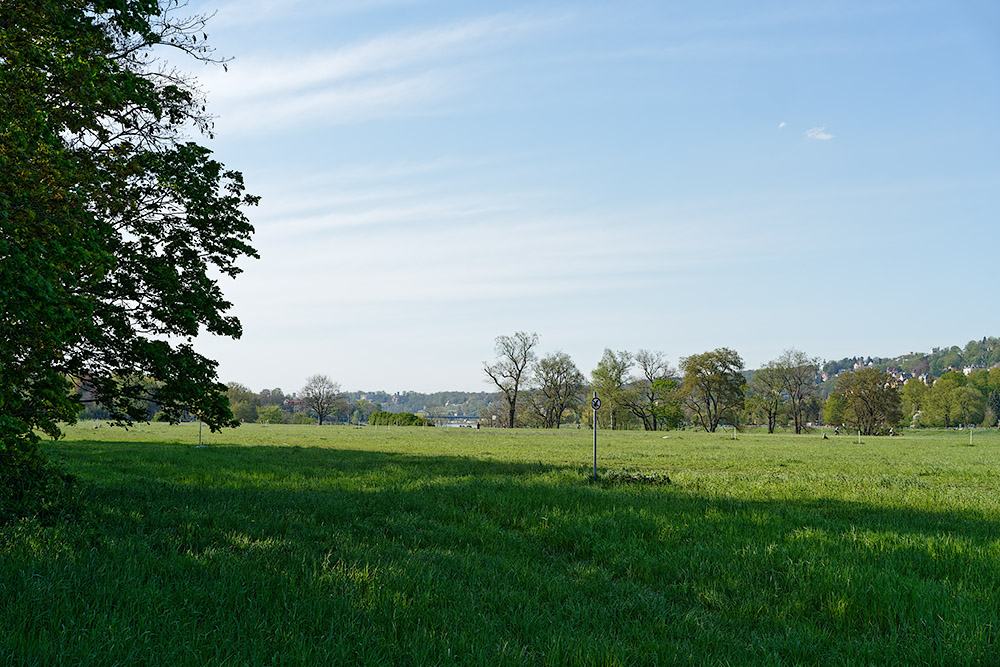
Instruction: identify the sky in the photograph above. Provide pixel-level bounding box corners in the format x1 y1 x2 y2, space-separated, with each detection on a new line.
176 0 1000 394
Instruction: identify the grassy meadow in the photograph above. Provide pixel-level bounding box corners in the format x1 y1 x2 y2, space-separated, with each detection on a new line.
4 423 1000 665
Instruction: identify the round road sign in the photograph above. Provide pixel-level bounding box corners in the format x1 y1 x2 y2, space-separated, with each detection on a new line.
592 397 602 410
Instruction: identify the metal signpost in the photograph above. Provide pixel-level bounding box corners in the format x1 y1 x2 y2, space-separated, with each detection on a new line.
591 393 601 480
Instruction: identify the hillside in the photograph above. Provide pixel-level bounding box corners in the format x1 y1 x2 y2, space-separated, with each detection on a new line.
821 336 1000 378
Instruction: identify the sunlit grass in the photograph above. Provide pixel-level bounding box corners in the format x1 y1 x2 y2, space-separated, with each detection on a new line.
3 423 1000 664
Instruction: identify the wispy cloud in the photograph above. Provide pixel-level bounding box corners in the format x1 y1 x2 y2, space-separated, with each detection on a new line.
201 14 555 134
208 0 421 28
778 121 787 128
805 126 834 140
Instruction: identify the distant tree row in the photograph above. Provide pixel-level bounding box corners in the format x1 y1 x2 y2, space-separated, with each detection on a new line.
481 332 728 431
82 340 999 435
219 375 380 426
341 390 494 418
481 332 1000 435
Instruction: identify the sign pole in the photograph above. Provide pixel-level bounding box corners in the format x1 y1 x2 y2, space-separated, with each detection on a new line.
592 392 601 480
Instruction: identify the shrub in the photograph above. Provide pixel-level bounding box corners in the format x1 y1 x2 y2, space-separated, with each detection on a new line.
0 432 80 526
369 411 433 427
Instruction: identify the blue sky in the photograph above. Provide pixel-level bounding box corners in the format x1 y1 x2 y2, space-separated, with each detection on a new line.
182 0 999 393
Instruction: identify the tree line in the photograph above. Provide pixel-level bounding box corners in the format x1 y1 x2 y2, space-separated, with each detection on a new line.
78 336 1000 435
220 376 378 426
220 376 437 427
481 332 1000 435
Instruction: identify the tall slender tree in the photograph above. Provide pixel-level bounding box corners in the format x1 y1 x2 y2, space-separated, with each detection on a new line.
749 365 784 433
591 349 631 429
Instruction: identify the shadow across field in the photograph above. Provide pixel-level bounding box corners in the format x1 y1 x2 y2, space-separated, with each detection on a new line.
12 441 1000 664
66 440 1000 542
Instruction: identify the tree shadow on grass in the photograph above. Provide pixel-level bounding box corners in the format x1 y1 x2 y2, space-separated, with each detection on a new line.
58 440 1000 543
20 441 1000 664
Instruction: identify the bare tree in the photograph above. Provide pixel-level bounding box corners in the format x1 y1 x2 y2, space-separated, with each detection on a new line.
300 374 341 426
484 331 539 428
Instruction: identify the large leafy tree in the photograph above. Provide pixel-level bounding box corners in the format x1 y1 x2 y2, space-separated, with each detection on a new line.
834 368 902 435
225 382 259 423
1 0 258 461
922 372 965 428
528 351 585 428
679 348 746 432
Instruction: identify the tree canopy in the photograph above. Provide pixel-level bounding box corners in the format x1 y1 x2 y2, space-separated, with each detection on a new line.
529 351 585 429
679 348 746 432
1 0 257 459
831 368 902 436
619 349 681 431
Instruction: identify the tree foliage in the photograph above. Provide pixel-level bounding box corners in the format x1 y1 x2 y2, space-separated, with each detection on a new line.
774 349 819 434
590 349 631 429
369 411 431 427
1 0 258 461
832 368 902 436
619 350 681 431
225 382 259 423
679 348 746 432
748 365 784 434
528 351 585 428
255 405 285 424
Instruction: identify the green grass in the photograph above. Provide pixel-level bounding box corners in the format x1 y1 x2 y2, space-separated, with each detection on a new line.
4 423 1000 664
